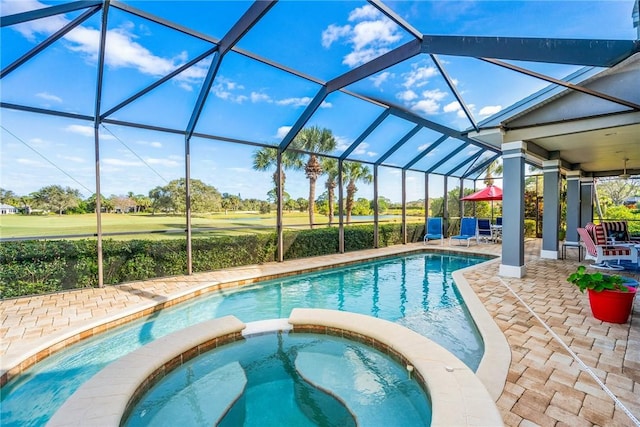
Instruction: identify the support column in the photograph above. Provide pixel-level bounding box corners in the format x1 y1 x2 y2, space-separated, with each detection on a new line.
276 151 284 262
565 170 581 243
373 165 379 248
580 177 594 227
540 160 561 259
443 177 449 237
402 169 407 244
338 159 345 253
458 178 464 218
424 173 429 231
499 141 527 278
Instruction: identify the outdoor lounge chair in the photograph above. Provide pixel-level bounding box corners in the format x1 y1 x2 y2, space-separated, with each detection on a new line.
577 225 638 270
477 218 492 243
601 220 639 243
423 217 444 245
450 217 478 247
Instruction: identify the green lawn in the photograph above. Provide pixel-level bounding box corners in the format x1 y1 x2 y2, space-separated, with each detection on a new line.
0 213 279 239
0 211 417 240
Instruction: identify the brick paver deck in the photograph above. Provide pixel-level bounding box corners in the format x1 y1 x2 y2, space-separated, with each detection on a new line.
1 238 639 426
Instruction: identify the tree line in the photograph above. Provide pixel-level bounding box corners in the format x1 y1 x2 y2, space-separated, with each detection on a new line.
0 126 382 222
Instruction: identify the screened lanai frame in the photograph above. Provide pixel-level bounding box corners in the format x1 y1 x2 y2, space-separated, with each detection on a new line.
2 0 638 286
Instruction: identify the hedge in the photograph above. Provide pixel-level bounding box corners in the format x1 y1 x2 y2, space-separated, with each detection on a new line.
0 223 425 299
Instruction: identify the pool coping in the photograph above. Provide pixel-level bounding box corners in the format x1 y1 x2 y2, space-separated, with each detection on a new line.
48 310 503 427
452 257 512 400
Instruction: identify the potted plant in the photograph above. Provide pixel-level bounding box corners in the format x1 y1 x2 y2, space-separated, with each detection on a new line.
567 266 637 323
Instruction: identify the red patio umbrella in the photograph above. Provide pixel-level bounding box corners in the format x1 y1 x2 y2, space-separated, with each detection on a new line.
461 184 503 201
461 185 503 221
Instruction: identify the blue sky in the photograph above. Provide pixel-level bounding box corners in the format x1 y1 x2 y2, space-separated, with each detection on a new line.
1 0 637 203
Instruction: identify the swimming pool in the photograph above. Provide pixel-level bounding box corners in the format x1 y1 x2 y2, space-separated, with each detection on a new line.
0 252 485 426
124 331 433 426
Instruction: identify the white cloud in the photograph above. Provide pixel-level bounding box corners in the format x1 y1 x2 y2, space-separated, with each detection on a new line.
135 140 163 148
6 0 206 89
348 4 381 21
397 90 418 102
251 92 272 103
479 105 503 117
276 97 312 107
2 0 67 41
402 65 438 89
421 89 447 101
276 126 292 139
65 125 93 137
444 101 461 113
16 158 45 166
351 19 401 51
29 137 50 146
322 4 403 68
444 101 476 119
371 71 392 88
146 158 179 167
36 92 62 103
402 89 450 115
321 24 351 48
352 142 367 155
352 142 377 157
412 99 440 115
343 48 389 68
418 143 431 151
64 125 115 140
335 135 352 151
212 77 248 103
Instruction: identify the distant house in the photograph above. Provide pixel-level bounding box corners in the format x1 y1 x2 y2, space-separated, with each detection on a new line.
623 196 640 208
0 204 18 215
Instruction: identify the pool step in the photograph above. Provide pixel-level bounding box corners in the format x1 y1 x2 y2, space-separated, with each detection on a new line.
295 350 428 426
134 361 247 426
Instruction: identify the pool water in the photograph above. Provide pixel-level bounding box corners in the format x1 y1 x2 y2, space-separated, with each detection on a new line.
0 253 485 426
124 332 432 427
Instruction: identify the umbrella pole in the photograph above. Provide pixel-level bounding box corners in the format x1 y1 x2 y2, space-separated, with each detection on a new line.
491 200 494 223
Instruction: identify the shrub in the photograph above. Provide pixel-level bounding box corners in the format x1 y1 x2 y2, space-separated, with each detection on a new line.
0 223 426 299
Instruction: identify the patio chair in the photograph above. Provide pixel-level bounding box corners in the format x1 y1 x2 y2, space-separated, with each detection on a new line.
577 225 638 270
423 217 444 245
450 217 478 247
477 218 492 243
496 217 502 226
601 220 638 243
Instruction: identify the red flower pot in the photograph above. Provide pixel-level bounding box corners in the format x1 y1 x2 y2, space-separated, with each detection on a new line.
587 286 637 324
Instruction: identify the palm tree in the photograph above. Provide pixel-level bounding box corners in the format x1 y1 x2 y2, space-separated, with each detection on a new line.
252 147 300 204
343 161 372 224
322 158 339 225
483 159 503 186
290 126 337 228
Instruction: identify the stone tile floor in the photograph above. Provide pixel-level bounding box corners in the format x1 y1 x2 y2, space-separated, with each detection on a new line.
1 238 639 426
